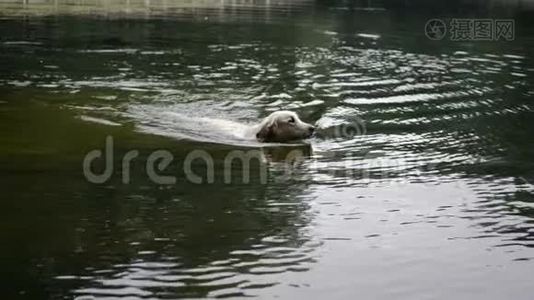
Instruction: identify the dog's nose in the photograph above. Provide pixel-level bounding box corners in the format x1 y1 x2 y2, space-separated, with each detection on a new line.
308 126 315 134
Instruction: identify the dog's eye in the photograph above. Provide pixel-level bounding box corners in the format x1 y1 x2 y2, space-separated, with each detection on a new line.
288 117 295 123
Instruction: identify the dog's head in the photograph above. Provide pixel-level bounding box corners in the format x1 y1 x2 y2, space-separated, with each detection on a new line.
256 111 315 142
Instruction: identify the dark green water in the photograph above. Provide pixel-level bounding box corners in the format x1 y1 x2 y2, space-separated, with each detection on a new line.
2 1 534 299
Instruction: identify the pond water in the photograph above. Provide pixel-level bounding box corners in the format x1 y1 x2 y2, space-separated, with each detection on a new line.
1 1 534 299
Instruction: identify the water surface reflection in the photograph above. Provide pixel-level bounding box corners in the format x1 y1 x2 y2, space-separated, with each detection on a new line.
1 2 534 299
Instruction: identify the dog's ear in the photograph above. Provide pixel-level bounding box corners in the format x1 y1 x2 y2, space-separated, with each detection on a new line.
256 119 277 142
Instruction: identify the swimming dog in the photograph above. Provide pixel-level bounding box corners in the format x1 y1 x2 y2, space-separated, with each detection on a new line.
250 111 315 142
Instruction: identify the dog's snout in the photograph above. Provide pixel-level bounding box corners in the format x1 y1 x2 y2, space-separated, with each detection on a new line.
308 126 315 134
